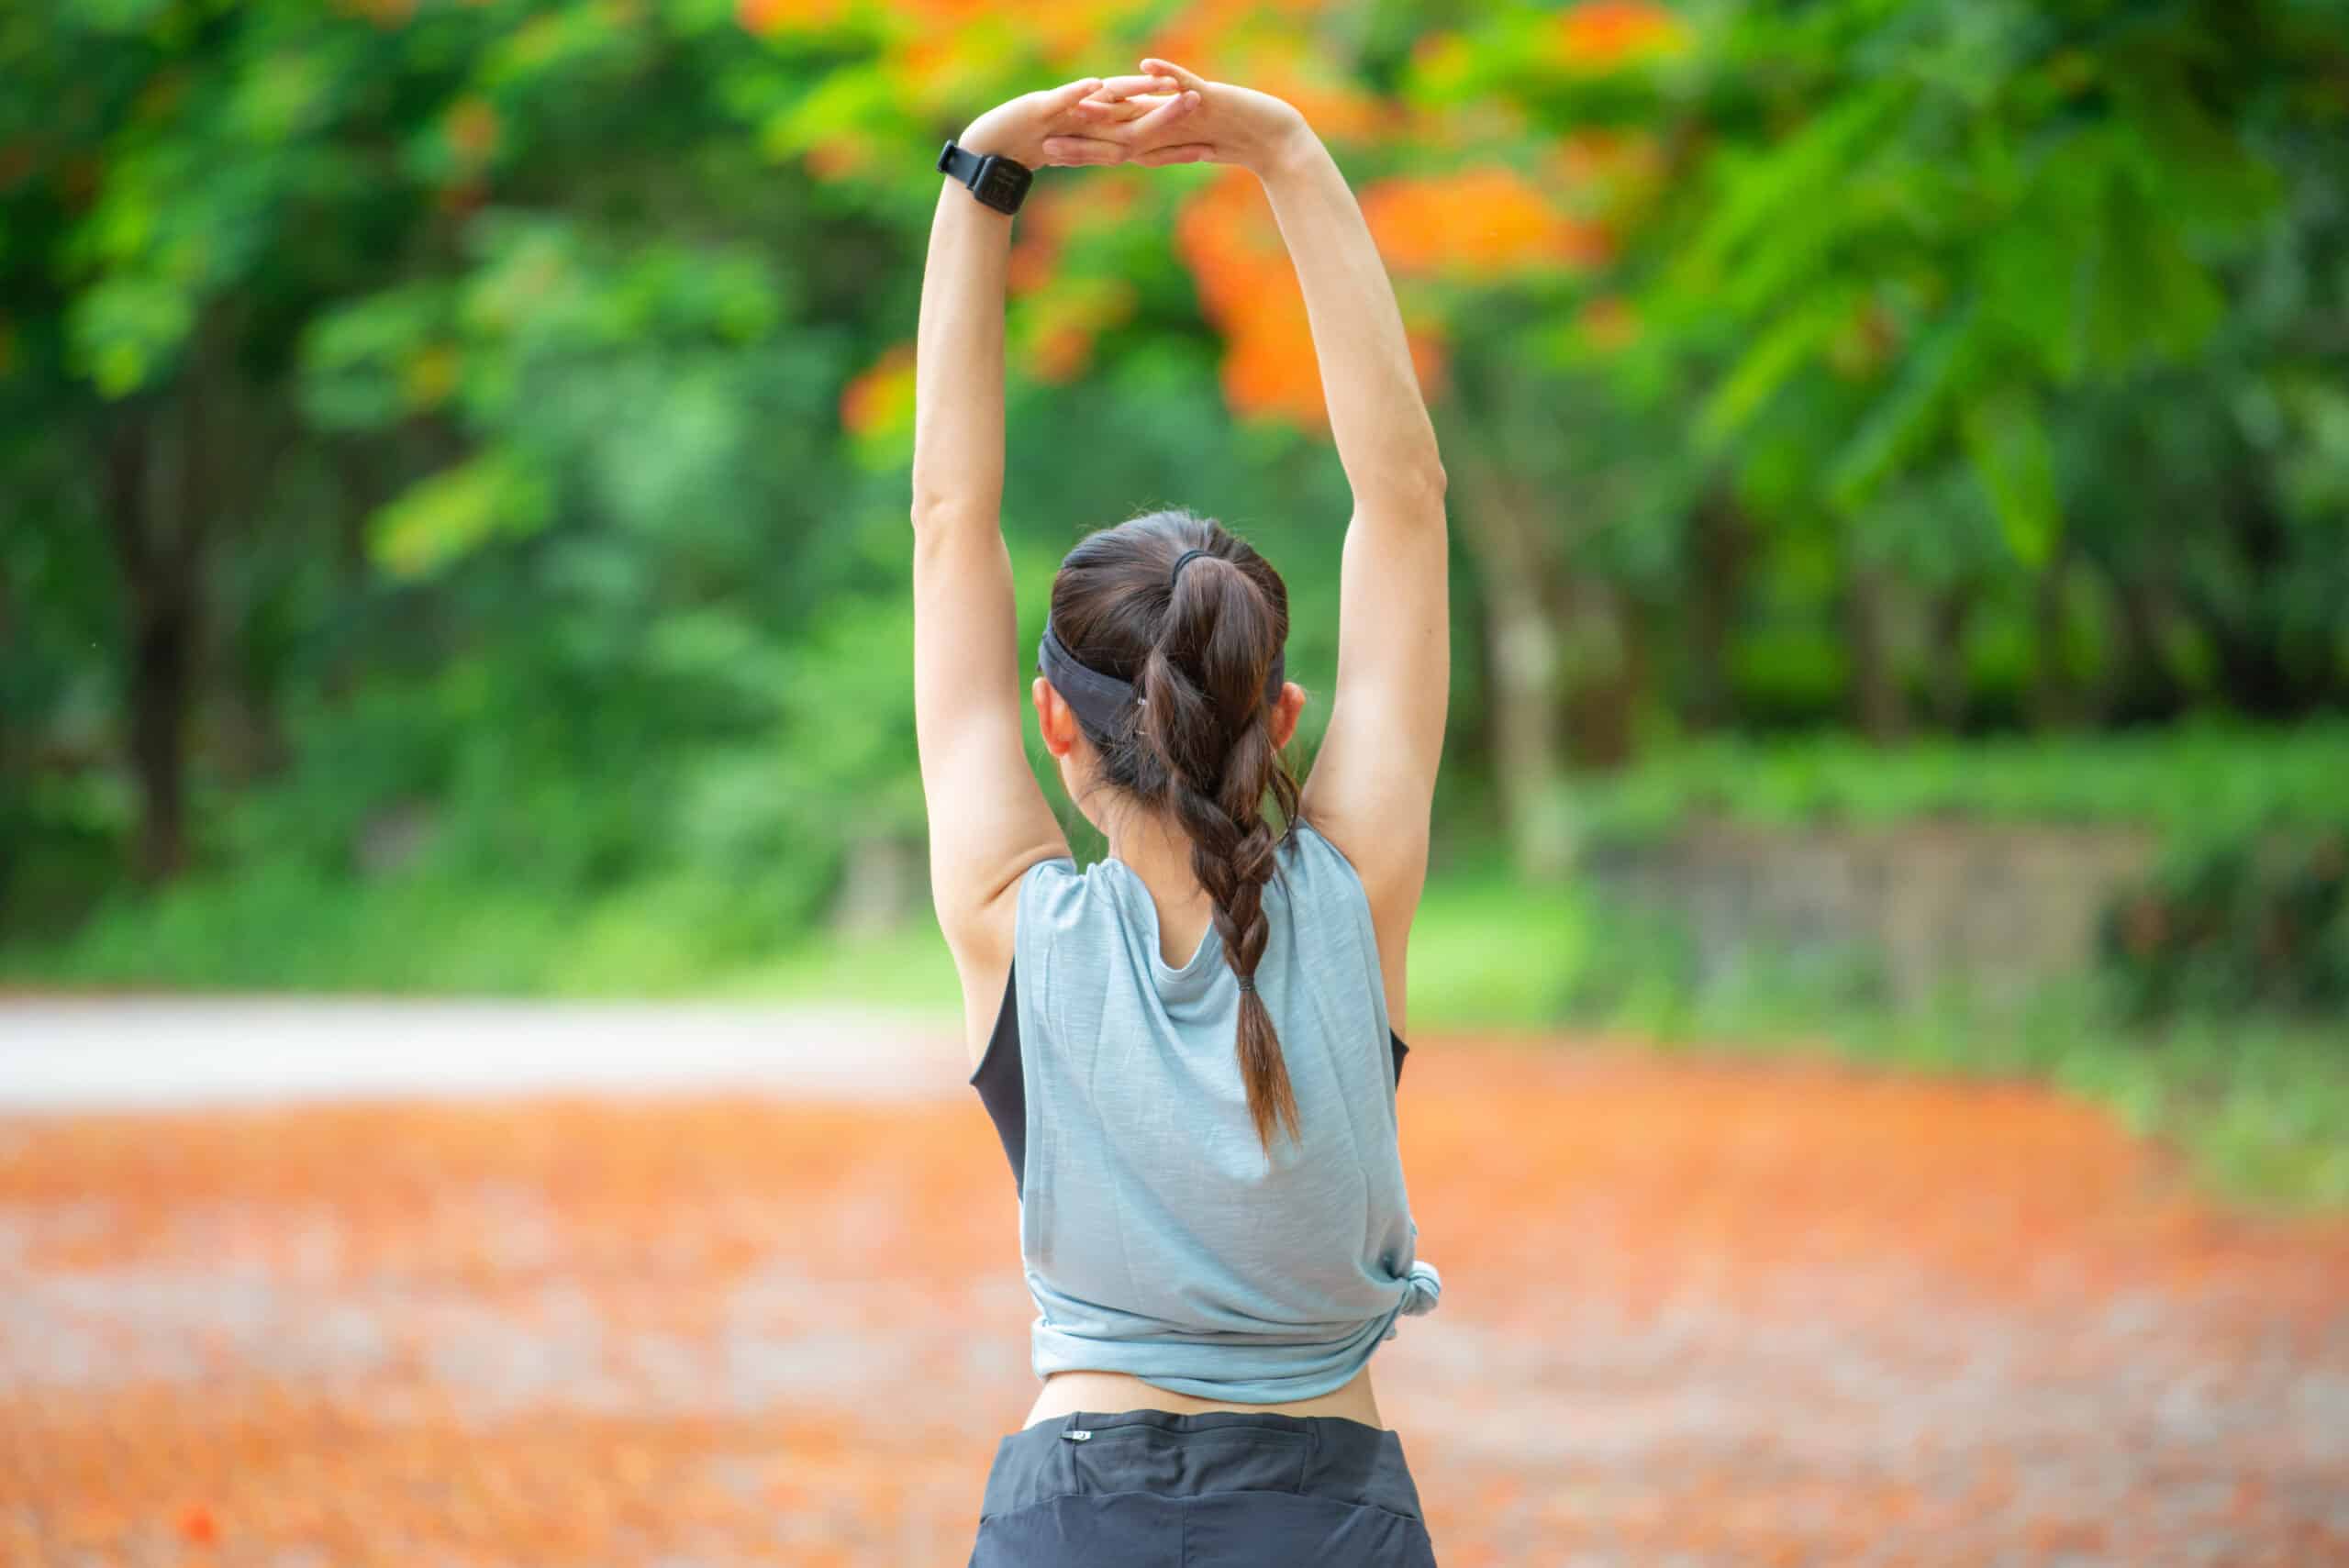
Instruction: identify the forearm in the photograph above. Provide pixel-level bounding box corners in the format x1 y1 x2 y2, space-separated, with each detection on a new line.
910 180 1014 530
1256 135 1446 507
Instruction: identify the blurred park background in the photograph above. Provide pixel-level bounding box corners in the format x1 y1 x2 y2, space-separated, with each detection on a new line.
6 1 2349 1562
7 0 2346 1199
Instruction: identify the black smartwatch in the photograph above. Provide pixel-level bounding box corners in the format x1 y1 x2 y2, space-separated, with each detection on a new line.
937 140 1034 215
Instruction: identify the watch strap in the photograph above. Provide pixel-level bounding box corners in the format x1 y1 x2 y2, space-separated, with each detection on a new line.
936 140 985 186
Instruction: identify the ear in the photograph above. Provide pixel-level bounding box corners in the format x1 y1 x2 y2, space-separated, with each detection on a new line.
1270 680 1307 751
1033 676 1081 759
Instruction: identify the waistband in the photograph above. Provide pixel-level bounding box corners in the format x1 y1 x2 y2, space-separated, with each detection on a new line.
980 1408 1425 1523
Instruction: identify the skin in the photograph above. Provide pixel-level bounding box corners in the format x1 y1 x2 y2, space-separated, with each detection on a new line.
910 58 1450 1434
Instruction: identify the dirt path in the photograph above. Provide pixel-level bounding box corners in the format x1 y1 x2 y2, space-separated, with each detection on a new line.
1 1010 2343 1565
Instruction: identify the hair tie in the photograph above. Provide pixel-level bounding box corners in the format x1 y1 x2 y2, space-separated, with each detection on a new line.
1169 547 1212 587
1235 974 1257 993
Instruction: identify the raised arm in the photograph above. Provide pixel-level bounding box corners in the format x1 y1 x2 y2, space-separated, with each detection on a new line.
910 78 1197 1062
909 83 1094 1040
1255 115 1450 917
1080 62 1451 943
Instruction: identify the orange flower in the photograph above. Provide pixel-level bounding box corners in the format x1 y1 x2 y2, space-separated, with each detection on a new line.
736 0 845 35
841 343 917 439
1030 324 1094 384
1173 168 1331 423
1362 168 1612 277
1553 1 1691 72
1220 307 1327 428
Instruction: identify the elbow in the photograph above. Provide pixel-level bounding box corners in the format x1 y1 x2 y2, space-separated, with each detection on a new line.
907 459 951 531
909 465 1001 539
908 486 968 539
908 475 949 533
1392 433 1449 507
908 495 996 550
1386 454 1449 517
1351 452 1447 516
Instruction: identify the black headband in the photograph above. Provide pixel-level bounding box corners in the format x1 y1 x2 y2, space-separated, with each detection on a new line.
1039 618 1286 737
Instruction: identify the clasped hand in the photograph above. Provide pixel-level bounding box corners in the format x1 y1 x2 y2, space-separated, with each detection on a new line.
959 58 1310 179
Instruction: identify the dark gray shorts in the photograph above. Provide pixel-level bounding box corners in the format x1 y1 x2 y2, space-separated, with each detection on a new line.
967 1408 1440 1567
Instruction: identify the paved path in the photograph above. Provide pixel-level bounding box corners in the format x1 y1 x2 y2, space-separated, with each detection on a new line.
0 996 967 1108
2 1001 2344 1566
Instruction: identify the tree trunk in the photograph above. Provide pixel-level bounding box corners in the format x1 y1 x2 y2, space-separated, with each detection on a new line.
1559 577 1642 770
1924 584 1973 731
1842 560 1908 743
126 573 195 882
101 403 204 883
2030 542 2075 729
2101 571 2185 724
1685 494 1746 731
1453 459 1575 879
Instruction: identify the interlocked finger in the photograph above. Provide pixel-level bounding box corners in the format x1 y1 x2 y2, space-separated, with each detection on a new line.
1041 136 1128 167
1086 72 1180 104
1077 94 1175 128
1138 57 1212 95
1100 88 1199 148
1039 75 1108 112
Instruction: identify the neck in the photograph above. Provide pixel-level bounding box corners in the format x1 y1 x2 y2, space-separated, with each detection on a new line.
1106 808 1207 899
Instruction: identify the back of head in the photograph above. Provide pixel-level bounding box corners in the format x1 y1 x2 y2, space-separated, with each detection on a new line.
1049 508 1303 1155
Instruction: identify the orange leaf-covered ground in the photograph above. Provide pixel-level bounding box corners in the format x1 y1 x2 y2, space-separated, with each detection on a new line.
4 1041 2345 1565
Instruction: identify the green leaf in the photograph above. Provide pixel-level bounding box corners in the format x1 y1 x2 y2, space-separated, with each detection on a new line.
369 450 554 580
302 284 453 431
69 273 195 396
1675 78 1911 290
1961 389 2058 566
1824 297 1980 512
1698 287 1856 450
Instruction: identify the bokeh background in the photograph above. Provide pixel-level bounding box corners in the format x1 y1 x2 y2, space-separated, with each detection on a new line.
4 2 2347 1564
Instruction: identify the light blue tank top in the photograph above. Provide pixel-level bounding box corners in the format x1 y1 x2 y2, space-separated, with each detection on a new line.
1008 817 1442 1402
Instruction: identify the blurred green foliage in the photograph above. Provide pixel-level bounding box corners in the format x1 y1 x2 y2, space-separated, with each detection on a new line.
2099 825 2349 1018
1567 720 2349 844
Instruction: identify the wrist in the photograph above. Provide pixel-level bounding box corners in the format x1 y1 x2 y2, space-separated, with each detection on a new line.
941 127 1032 216
958 111 1024 163
1249 118 1325 183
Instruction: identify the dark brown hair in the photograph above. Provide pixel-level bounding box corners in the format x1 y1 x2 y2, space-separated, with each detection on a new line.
1048 506 1304 1155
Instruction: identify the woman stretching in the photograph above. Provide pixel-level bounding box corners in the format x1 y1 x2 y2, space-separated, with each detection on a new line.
912 58 1452 1567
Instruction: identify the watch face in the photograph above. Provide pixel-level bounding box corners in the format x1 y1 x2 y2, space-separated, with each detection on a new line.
977 159 1032 209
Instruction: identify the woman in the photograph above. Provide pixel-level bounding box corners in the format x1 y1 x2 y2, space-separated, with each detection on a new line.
911 57 1451 1567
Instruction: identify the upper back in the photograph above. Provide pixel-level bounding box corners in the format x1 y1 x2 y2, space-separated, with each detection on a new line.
1003 816 1441 1402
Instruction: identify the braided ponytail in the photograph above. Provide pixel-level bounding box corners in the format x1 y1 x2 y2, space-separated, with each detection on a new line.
1137 552 1303 1154
1045 509 1305 1157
